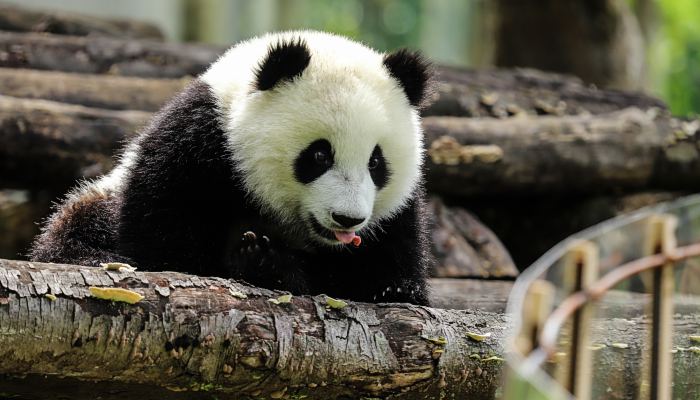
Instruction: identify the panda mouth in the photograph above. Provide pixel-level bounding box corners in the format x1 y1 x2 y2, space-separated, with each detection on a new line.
308 215 361 246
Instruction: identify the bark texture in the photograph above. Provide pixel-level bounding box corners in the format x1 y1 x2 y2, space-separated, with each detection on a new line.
1 260 699 400
0 95 150 189
424 109 700 197
429 66 664 118
0 259 507 400
0 31 223 78
0 68 190 111
428 197 517 278
0 4 164 39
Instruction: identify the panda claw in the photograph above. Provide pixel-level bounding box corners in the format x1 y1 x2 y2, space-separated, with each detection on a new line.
243 231 257 242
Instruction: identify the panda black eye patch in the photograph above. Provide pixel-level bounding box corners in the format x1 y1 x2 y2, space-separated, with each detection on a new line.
294 139 334 184
369 145 389 189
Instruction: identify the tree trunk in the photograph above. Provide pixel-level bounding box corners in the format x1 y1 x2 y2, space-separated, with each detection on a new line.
0 4 164 39
1 259 699 399
494 0 646 90
424 108 700 197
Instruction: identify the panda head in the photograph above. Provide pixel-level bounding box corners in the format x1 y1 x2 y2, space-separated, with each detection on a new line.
204 31 432 248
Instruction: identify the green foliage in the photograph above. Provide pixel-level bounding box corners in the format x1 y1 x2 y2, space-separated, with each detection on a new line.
653 0 700 115
277 0 423 52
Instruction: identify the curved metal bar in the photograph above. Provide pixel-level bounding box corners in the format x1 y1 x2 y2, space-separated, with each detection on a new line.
525 241 700 369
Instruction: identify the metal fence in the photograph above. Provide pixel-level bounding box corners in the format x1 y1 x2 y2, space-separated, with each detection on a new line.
504 194 700 400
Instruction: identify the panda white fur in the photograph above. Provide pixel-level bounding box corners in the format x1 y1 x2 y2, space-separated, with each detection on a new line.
29 31 433 305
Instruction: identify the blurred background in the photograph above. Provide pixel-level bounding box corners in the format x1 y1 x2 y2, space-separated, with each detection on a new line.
2 0 698 115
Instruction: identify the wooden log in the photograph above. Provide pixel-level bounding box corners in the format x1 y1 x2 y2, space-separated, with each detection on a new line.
428 278 513 312
0 5 164 39
1 259 699 399
0 95 150 190
428 197 517 278
0 31 223 78
424 108 700 197
428 66 666 117
0 68 189 111
0 259 507 400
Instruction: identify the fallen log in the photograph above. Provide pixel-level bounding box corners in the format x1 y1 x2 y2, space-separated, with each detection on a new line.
429 67 665 117
428 197 517 278
0 4 164 39
0 259 507 400
1 259 699 399
0 68 190 111
0 66 662 118
0 95 150 189
0 31 223 78
428 278 513 312
424 108 700 197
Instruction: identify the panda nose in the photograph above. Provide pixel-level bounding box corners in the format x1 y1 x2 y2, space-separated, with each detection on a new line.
331 213 366 229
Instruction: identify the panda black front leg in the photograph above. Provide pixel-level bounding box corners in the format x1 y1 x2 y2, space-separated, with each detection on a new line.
234 231 310 294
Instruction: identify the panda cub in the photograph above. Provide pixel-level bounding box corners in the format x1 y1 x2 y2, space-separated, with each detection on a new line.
30 31 433 305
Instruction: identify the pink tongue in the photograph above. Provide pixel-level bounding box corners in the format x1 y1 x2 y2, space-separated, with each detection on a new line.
333 231 357 244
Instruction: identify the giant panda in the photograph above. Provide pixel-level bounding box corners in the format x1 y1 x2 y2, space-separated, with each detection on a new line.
29 31 433 305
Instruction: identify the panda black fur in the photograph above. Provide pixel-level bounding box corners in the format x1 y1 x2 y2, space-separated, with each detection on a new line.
29 31 433 305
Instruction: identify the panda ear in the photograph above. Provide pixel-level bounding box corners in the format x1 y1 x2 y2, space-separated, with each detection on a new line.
383 49 433 108
254 38 311 91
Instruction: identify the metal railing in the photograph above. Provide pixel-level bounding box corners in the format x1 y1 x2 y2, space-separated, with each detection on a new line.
504 195 700 400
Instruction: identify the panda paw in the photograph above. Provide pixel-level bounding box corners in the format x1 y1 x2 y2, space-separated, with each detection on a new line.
234 231 310 294
239 231 271 255
237 230 278 271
